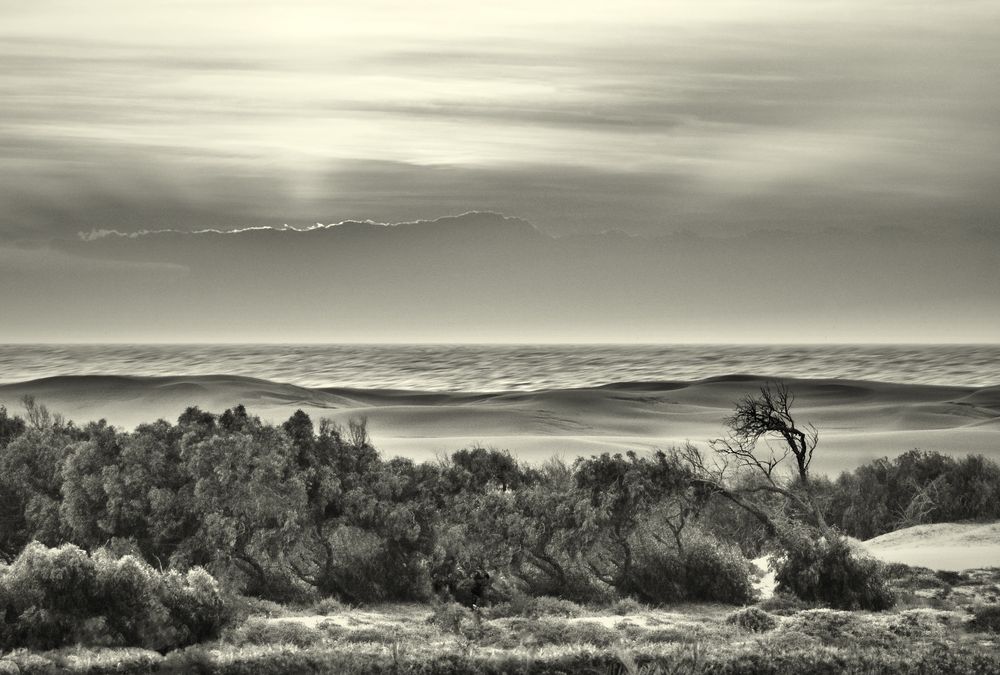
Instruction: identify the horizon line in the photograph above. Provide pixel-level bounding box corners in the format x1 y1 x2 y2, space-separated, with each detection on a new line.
3 341 999 347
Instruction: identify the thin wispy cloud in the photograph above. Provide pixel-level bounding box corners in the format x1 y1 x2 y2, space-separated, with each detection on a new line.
1 1 997 341
2 0 998 239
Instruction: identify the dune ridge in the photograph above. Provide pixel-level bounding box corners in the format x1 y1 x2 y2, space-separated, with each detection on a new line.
862 522 1000 571
1 374 998 474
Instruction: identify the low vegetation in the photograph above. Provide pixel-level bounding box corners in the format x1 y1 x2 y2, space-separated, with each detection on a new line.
1 386 999 672
2 583 999 674
0 542 232 651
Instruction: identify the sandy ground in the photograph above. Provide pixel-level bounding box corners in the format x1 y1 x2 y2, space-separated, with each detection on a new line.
1 373 998 474
862 522 1000 571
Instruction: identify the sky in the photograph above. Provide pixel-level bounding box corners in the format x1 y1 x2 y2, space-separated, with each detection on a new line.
1 1 998 342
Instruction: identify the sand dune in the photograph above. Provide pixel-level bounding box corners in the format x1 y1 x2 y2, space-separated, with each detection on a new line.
1 374 998 474
862 522 1000 571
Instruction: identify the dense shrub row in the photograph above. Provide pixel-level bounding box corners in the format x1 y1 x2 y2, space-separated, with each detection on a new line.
3 398 989 619
822 449 1000 540
0 402 759 609
0 542 232 650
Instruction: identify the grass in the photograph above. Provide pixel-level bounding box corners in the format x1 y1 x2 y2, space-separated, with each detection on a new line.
3 569 1000 674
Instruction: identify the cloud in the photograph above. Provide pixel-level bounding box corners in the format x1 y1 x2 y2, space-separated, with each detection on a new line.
1 1 998 242
3 211 992 343
75 211 523 240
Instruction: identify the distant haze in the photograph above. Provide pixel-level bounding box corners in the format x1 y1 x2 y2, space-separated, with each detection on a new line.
1 2 998 342
1 213 996 343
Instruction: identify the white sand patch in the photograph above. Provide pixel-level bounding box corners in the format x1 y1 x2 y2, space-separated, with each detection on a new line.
863 522 1000 571
752 556 777 600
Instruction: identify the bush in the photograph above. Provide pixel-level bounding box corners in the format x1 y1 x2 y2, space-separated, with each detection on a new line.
427 602 477 636
482 617 619 649
0 542 234 651
484 593 584 619
680 533 756 604
757 592 817 615
935 570 965 586
627 530 755 605
725 607 777 632
224 617 326 647
310 596 348 614
610 597 645 615
887 609 954 637
158 566 234 645
783 609 897 649
340 626 406 644
967 604 1000 633
774 532 895 610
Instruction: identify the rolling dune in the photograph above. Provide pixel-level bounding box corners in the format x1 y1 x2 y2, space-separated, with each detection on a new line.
1 374 998 474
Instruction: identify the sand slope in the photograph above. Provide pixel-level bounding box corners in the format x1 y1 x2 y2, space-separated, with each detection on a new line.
862 522 1000 571
1 374 998 473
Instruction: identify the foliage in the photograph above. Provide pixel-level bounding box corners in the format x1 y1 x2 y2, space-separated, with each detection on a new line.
1 395 998 622
826 450 1000 539
224 618 327 647
781 609 900 648
967 604 1000 633
757 592 818 615
774 532 895 611
5 597 1000 674
725 607 777 632
627 528 756 605
484 593 585 619
0 542 233 651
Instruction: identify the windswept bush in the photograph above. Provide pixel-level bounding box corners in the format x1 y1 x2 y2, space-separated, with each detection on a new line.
0 542 234 651
774 532 894 611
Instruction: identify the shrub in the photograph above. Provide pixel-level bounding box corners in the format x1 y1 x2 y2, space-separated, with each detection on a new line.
484 593 584 619
935 570 965 586
427 602 479 637
680 533 756 604
627 530 755 605
224 617 326 647
0 542 234 651
783 609 898 649
887 609 953 637
157 566 233 645
611 597 645 615
534 595 585 617
310 596 348 615
232 595 287 618
883 563 950 593
340 626 404 644
633 627 688 644
725 607 777 632
483 617 619 649
967 604 1000 633
757 592 817 615
774 532 895 610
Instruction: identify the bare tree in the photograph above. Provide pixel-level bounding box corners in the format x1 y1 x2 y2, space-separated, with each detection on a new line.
348 416 370 448
896 475 943 529
718 382 818 484
685 382 830 538
21 395 51 430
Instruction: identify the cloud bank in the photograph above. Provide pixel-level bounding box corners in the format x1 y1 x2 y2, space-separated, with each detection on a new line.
0 213 992 343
